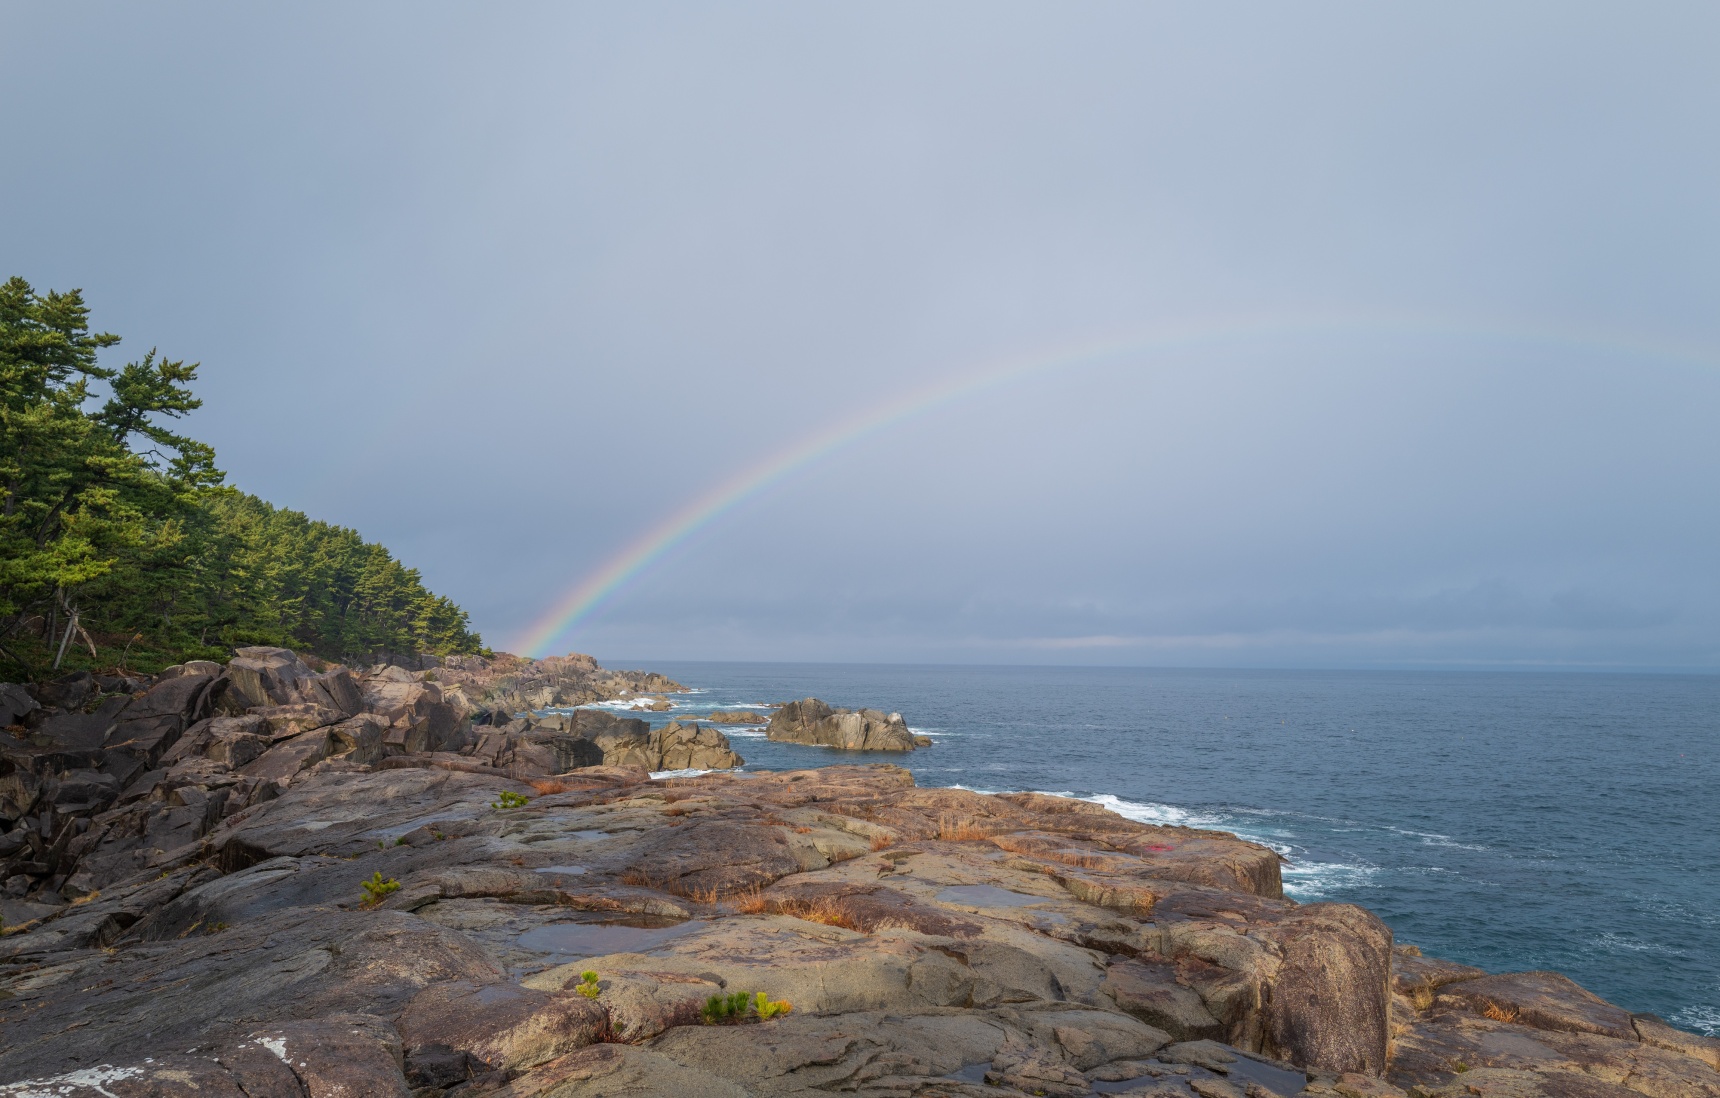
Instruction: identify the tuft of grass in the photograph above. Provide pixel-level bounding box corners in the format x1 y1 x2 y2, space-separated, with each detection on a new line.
1480 1000 1519 1023
360 871 401 907
728 886 769 915
723 888 866 931
937 816 993 842
492 790 530 810
869 833 895 852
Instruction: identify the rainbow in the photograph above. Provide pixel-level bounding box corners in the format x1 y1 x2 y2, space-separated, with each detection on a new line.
511 311 1716 655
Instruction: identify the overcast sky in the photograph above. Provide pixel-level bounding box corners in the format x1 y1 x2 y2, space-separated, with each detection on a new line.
5 3 1718 669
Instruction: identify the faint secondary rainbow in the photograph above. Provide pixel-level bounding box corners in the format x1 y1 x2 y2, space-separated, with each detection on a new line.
512 311 1718 655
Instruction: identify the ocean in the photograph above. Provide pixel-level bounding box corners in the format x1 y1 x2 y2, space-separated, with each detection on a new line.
599 662 1718 1036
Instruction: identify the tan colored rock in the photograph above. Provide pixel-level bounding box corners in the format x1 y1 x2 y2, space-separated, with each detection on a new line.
1436 971 1638 1041
704 709 767 725
1105 957 1225 1040
492 1043 749 1098
248 702 344 739
767 697 922 751
1261 902 1394 1075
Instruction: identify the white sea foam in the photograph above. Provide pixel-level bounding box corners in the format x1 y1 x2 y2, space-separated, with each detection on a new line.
1385 825 1487 852
724 728 769 738
1672 1005 1720 1037
650 768 715 779
1589 932 1688 958
1079 793 1229 830
1281 860 1380 900
1053 791 1374 901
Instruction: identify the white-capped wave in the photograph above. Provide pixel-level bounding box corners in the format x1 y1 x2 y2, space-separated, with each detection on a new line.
1079 793 1230 830
1281 860 1380 899
1385 825 1487 852
650 768 716 780
1672 1004 1720 1037
724 729 769 738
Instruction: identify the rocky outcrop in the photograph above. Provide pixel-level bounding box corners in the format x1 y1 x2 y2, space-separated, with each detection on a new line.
0 650 735 913
705 709 768 725
423 652 686 716
508 711 744 772
0 654 1714 1097
766 697 932 751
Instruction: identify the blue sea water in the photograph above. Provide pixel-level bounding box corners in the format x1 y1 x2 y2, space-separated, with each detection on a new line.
607 663 1719 1035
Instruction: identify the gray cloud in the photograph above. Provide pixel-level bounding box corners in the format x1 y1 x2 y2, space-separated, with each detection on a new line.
3 2 1717 668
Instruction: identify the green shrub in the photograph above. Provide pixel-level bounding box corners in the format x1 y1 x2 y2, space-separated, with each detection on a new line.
360 871 401 906
700 989 791 1024
492 791 530 810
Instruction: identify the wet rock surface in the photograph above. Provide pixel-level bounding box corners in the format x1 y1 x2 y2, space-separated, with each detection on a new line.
1 651 1715 1097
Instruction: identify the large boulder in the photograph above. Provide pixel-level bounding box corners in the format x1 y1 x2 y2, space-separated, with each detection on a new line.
361 666 464 754
766 697 927 751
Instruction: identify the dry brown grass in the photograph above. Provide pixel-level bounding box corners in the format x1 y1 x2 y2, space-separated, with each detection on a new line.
721 887 866 930
1480 1000 1520 1023
768 895 865 930
728 886 769 915
675 883 725 905
528 778 572 795
937 816 994 842
619 868 655 888
869 833 896 851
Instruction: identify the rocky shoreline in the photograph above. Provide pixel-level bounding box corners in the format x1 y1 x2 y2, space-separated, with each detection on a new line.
0 650 1715 1097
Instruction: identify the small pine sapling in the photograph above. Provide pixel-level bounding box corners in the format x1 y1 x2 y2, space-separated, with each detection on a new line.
492 791 530 810
360 871 401 906
576 970 602 999
754 991 792 1020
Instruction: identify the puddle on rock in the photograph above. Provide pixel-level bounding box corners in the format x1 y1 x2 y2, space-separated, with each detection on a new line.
1212 1055 1307 1095
1088 1056 1307 1096
516 917 705 958
944 1063 990 1084
935 884 1048 907
533 865 588 877
571 829 611 841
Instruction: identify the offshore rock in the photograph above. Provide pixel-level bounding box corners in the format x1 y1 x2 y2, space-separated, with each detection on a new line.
704 709 768 725
766 697 929 751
